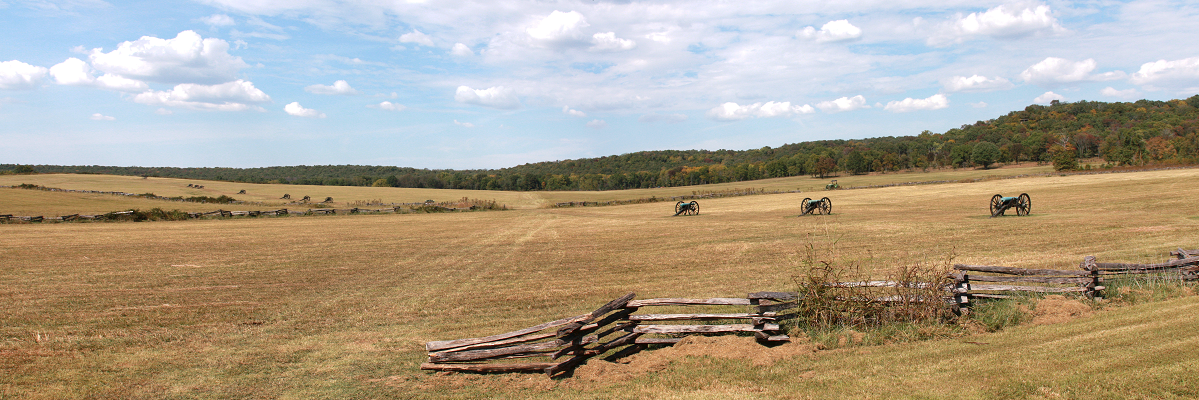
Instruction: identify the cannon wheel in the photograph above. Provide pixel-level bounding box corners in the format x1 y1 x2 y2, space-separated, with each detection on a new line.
688 201 699 215
819 197 832 215
1017 193 1031 216
675 201 684 215
800 197 812 216
990 194 1003 216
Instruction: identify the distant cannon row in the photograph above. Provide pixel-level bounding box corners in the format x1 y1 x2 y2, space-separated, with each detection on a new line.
671 193 1032 218
280 194 333 203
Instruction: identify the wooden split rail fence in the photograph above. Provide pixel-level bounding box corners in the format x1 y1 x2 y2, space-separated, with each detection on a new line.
421 291 796 376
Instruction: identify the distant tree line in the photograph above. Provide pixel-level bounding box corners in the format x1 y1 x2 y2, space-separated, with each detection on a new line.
9 96 1199 190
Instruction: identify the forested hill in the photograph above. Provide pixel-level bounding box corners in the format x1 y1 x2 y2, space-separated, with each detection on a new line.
9 96 1199 191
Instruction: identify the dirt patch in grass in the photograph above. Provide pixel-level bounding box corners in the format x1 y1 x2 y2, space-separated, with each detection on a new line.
572 335 821 383
1031 295 1093 325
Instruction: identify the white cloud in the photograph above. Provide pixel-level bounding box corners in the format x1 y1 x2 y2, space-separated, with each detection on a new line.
375 101 405 111
955 3 1063 38
455 85 520 109
454 119 475 128
49 58 94 86
51 58 148 92
527 10 589 43
1034 91 1065 104
304 80 359 95
155 108 173 115
589 32 636 52
90 113 115 121
133 79 270 111
1019 57 1125 86
399 29 434 47
799 20 862 42
284 102 325 118
1129 57 1199 91
943 75 1013 92
815 95 868 113
586 119 607 129
884 94 949 112
88 30 249 85
562 105 586 117
1101 87 1140 99
451 43 474 57
639 113 687 123
707 101 815 121
0 60 48 90
200 14 235 27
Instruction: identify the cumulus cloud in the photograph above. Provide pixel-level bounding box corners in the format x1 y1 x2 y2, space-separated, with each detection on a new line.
284 102 325 118
943 75 1013 92
90 113 115 121
932 2 1064 45
639 112 687 123
304 80 359 95
1019 57 1124 86
589 32 636 52
1130 57 1199 91
399 29 434 47
133 79 270 111
88 30 249 85
707 101 815 121
884 94 949 112
453 119 475 128
956 3 1063 38
200 14 235 27
375 101 405 111
815 95 868 113
0 60 48 90
1034 91 1065 104
527 10 589 43
49 58 148 92
562 105 586 117
451 43 474 57
586 119 607 129
1101 87 1139 99
799 20 862 42
455 85 520 109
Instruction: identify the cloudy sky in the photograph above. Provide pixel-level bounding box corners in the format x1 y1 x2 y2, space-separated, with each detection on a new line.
2 1 1198 169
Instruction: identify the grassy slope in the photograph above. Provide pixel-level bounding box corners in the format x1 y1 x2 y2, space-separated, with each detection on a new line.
1 166 1197 399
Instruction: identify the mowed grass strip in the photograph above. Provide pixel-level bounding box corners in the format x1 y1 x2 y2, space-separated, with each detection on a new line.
1 167 1197 398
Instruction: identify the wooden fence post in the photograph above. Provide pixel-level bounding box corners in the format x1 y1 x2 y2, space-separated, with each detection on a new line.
1081 256 1102 301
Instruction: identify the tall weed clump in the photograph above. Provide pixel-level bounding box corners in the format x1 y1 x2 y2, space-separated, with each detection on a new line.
789 236 958 348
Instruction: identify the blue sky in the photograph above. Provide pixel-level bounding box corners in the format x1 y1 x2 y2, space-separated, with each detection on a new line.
2 0 1198 169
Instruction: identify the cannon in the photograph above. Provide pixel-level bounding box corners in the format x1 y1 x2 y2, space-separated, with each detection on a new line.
800 197 832 216
989 193 1030 218
674 201 699 216
825 180 840 190
281 194 291 200
237 189 246 194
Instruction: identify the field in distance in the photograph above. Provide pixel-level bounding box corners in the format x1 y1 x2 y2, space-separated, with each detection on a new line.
2 165 1198 399
0 163 1056 215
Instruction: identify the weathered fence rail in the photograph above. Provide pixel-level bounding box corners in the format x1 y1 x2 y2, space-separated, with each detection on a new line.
421 291 794 376
421 247 1196 376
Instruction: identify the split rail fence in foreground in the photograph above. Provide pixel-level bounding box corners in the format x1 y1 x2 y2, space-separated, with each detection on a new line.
422 247 1198 377
421 291 795 376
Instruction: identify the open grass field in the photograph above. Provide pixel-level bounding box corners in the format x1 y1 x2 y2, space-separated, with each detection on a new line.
2 166 1198 399
0 163 1055 213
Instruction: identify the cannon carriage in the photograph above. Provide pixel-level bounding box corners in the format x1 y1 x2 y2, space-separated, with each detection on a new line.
989 193 1030 218
800 197 832 216
674 200 699 216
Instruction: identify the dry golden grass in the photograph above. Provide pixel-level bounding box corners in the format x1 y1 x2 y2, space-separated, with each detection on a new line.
0 162 1054 211
1 166 1198 399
